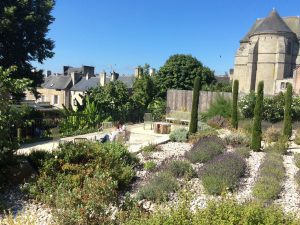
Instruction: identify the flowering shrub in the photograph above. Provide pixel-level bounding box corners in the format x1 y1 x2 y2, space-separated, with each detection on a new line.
185 135 225 163
263 126 281 143
223 132 250 147
161 160 196 178
239 92 300 122
200 153 246 195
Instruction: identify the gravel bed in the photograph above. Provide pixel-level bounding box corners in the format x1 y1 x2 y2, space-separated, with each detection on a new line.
235 151 266 203
274 154 300 217
0 187 54 225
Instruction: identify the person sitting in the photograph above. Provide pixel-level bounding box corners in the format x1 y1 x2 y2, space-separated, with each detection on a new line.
100 124 120 143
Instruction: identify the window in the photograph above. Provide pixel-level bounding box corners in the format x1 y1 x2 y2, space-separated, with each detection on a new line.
53 95 59 104
280 82 286 90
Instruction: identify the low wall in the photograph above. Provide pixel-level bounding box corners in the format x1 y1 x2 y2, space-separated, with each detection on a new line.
167 89 231 112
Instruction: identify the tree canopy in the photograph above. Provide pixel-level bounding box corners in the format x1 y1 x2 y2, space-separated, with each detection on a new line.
0 0 55 97
155 54 215 96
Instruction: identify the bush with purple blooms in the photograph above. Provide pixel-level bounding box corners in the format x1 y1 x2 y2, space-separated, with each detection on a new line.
185 136 225 163
200 153 246 195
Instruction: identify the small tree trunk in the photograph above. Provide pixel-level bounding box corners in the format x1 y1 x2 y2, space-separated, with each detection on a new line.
283 83 293 138
189 76 201 134
231 80 239 129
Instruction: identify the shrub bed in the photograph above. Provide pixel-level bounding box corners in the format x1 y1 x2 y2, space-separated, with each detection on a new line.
169 128 188 142
235 147 251 158
264 136 289 155
161 160 196 178
223 132 250 147
200 153 246 195
28 141 138 224
137 172 179 202
185 136 225 163
188 129 217 144
253 153 284 201
144 161 156 171
263 126 281 143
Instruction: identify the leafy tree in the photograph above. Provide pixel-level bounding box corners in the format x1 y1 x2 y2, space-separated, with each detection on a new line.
189 76 201 133
155 54 215 97
0 66 31 162
0 0 55 97
231 80 239 129
283 83 292 137
251 81 264 151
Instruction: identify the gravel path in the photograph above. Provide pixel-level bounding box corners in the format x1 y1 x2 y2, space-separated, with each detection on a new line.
235 151 266 203
0 187 54 225
274 155 300 217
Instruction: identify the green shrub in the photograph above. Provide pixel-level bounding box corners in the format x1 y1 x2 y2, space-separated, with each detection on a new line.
189 76 201 133
253 153 284 201
295 135 300 145
120 198 300 225
197 121 214 132
239 119 253 135
28 141 139 224
163 160 196 178
235 147 251 158
169 128 188 142
264 136 289 155
294 153 300 168
185 136 225 163
27 150 53 171
232 80 239 129
207 115 229 129
144 161 156 171
223 132 250 147
200 153 246 195
137 172 179 202
252 81 264 151
202 94 232 119
141 144 160 153
147 98 166 122
188 129 217 144
283 83 293 137
263 126 281 143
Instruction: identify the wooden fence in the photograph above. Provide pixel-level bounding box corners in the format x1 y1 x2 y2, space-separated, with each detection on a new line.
167 89 232 112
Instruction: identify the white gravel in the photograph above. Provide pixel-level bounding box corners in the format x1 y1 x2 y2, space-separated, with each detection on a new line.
235 151 266 203
274 155 300 217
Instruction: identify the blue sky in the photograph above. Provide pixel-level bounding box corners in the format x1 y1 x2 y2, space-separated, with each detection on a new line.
33 0 300 75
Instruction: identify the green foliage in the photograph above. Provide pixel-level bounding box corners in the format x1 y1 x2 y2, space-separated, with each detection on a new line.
295 171 300 191
147 98 166 121
137 172 179 202
251 81 264 151
223 131 250 147
295 134 300 145
294 153 300 168
239 91 256 118
169 128 188 142
253 153 284 201
202 94 232 119
264 136 289 155
141 144 160 153
121 198 300 225
235 147 251 158
164 160 196 178
202 80 232 92
263 126 281 143
155 54 215 97
200 153 246 195
231 80 239 129
144 161 156 171
0 0 55 96
188 129 217 144
189 76 201 133
283 83 293 137
207 115 229 129
185 136 225 163
28 141 138 224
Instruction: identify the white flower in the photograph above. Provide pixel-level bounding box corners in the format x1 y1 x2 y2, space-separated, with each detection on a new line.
55 155 58 159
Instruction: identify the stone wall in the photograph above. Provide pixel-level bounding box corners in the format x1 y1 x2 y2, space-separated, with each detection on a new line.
167 89 231 112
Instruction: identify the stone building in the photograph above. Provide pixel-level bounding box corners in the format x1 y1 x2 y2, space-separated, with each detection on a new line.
233 9 300 95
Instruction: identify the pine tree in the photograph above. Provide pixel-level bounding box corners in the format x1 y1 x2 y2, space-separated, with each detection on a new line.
251 81 264 151
283 83 293 138
231 80 239 129
189 76 201 133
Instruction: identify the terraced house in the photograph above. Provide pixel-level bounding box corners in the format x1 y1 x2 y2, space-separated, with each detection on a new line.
233 9 300 95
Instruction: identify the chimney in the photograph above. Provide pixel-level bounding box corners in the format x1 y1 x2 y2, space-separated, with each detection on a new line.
111 71 119 81
149 68 156 76
134 67 143 78
86 73 90 80
46 70 51 78
71 72 81 86
100 71 106 86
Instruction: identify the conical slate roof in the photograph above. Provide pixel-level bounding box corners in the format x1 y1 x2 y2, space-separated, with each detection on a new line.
252 9 293 35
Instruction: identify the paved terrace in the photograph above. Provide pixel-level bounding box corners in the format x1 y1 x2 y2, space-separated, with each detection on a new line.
17 123 172 155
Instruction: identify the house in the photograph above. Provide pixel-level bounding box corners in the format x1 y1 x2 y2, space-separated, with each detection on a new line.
233 9 300 95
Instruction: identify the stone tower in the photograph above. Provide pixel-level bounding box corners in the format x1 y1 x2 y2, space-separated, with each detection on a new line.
233 9 300 95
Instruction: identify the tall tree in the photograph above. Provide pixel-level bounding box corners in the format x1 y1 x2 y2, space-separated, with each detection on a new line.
189 76 201 134
231 80 239 129
251 81 264 151
0 0 55 97
155 54 215 97
283 83 293 138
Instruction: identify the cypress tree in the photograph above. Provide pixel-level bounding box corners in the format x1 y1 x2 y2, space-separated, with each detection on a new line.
251 81 264 151
283 83 293 138
231 80 239 129
189 76 201 134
